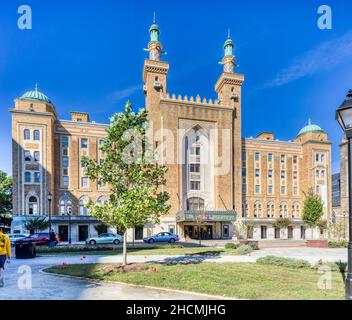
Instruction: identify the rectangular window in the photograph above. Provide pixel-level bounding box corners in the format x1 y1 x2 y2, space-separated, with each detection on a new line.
24 150 31 162
99 139 105 146
62 156 69 168
268 185 273 194
242 184 246 193
190 181 200 190
268 170 273 178
190 147 200 156
281 171 285 179
293 171 298 179
242 151 246 161
34 151 40 162
293 187 298 195
81 160 86 168
268 153 273 162
281 186 286 195
62 168 68 176
190 163 200 173
293 155 297 164
25 172 31 183
62 136 69 148
255 152 260 161
255 169 260 177
34 172 40 183
255 185 260 194
63 176 69 187
81 138 88 149
63 149 68 156
316 153 319 162
280 154 285 163
81 177 88 187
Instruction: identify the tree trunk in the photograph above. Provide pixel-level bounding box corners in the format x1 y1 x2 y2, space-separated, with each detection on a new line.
123 230 128 266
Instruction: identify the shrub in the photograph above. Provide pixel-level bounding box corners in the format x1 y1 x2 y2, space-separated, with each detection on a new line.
248 242 259 250
256 256 311 269
328 240 348 248
225 242 239 250
312 260 347 272
236 245 253 255
272 218 291 229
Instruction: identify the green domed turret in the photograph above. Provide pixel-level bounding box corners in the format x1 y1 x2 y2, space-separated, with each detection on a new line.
297 119 325 137
20 84 51 104
149 14 160 42
224 31 234 57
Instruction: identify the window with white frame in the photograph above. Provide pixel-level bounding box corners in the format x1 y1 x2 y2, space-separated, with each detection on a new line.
79 196 89 215
60 195 72 215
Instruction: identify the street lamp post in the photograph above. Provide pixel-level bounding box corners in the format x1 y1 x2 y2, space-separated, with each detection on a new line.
47 192 52 233
336 89 352 300
67 212 72 244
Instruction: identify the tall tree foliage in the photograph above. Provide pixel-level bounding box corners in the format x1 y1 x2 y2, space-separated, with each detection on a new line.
82 101 170 265
0 171 12 227
24 217 49 234
302 189 324 238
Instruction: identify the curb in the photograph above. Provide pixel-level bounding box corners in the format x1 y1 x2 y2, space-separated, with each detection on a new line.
40 268 237 300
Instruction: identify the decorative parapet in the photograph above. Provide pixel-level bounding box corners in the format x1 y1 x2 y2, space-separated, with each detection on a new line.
162 92 225 108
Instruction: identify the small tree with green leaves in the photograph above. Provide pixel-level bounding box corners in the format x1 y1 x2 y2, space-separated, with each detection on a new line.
82 101 170 265
273 218 292 229
302 189 324 239
0 171 12 228
24 217 49 234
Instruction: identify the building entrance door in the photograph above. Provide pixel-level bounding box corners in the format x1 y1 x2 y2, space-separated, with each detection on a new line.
58 225 68 242
288 226 293 239
78 225 89 242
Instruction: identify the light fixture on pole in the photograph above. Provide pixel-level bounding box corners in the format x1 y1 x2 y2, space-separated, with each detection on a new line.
336 89 352 300
47 192 52 233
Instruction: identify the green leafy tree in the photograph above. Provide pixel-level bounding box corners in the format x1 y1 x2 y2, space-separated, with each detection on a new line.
0 171 12 228
24 217 49 234
273 218 291 229
302 189 324 239
82 101 170 265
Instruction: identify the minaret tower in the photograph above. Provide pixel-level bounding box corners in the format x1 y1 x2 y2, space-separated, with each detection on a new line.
222 30 237 73
143 16 169 116
215 31 244 216
147 13 163 61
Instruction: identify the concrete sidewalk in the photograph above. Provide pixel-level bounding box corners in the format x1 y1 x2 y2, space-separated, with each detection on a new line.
0 247 347 300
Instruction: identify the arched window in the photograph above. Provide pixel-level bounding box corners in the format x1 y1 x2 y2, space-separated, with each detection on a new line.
98 196 108 204
24 129 30 140
280 202 288 218
34 130 40 141
79 196 90 215
267 202 275 218
60 195 72 215
28 196 38 215
34 151 40 162
292 203 300 219
187 197 204 211
254 201 262 218
242 202 249 218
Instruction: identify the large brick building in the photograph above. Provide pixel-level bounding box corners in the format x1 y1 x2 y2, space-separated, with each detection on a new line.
10 20 332 242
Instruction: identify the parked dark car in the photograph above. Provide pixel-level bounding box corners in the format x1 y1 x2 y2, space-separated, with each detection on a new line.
16 233 60 246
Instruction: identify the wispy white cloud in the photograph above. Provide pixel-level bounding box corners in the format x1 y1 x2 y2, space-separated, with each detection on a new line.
265 31 352 88
110 84 142 101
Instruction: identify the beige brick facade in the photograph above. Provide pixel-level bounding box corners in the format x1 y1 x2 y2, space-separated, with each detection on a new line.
9 21 332 242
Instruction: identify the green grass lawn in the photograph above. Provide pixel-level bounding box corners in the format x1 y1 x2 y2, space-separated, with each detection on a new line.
37 246 230 256
44 262 345 300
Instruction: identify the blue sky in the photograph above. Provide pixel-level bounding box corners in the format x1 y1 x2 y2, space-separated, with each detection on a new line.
0 0 351 175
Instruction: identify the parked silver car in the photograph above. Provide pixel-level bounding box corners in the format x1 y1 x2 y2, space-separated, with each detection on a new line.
143 232 179 244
